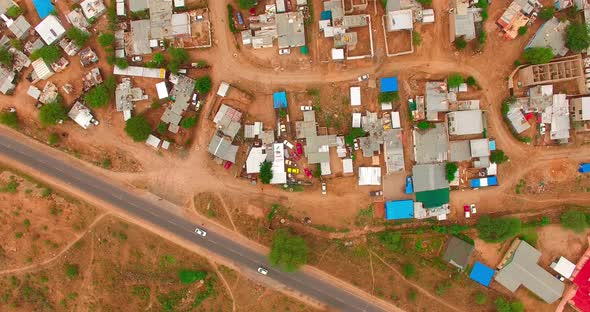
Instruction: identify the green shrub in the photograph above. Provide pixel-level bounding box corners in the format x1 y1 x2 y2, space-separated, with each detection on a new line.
474 292 487 305
195 75 212 94
466 76 477 87
269 229 309 272
115 58 129 69
378 231 403 251
490 150 508 164
66 27 90 47
378 91 399 103
259 161 273 184
560 210 588 232
445 162 458 182
39 101 67 126
64 263 79 278
5 6 23 18
178 270 207 284
237 0 257 9
84 85 110 108
447 74 464 88
517 26 528 36
412 31 422 46
48 133 59 145
180 115 198 129
454 37 467 50
0 47 13 66
522 47 553 64
124 115 152 142
98 33 115 47
30 45 61 63
402 263 416 278
539 7 555 20
0 112 18 128
476 215 521 242
417 121 434 130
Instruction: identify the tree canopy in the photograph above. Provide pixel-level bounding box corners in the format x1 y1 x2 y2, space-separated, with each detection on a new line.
566 22 590 53
115 58 129 69
237 0 257 9
0 112 18 129
378 91 399 103
38 101 67 126
0 47 13 66
66 27 90 47
539 7 555 20
417 121 435 130
84 85 110 108
345 127 366 145
259 161 273 184
466 76 477 87
98 33 115 47
522 47 553 64
476 215 521 243
490 150 508 164
454 37 467 50
180 115 198 129
30 44 61 63
560 210 589 233
269 229 310 272
124 115 152 142
447 74 464 88
167 47 189 73
445 162 458 182
195 75 212 94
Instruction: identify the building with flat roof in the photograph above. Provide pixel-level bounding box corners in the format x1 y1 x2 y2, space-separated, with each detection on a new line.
115 78 146 113
386 9 413 31
470 262 495 287
448 110 483 136
450 0 479 41
8 16 31 40
129 0 148 12
35 15 66 45
149 0 173 39
570 97 590 121
68 101 95 129
358 167 381 185
412 163 449 193
80 0 106 20
526 17 569 56
425 81 455 120
31 58 54 81
384 129 404 173
276 11 305 48
497 1 531 40
130 19 152 55
413 123 448 164
495 239 564 303
273 91 287 108
66 8 90 30
212 104 242 139
385 200 414 220
442 236 474 271
208 133 238 163
0 66 15 94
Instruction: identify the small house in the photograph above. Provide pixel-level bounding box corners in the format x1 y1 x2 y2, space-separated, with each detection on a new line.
385 200 414 220
35 15 66 45
442 236 474 271
68 101 95 129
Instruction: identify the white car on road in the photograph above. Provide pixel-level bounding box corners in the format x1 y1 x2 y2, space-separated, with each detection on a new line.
194 227 207 237
257 267 269 275
279 49 291 55
357 74 369 81
300 106 313 111
321 182 327 195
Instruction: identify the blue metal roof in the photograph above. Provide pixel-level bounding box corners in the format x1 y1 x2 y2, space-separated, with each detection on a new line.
380 77 399 93
320 11 332 21
469 261 495 287
33 0 55 19
579 163 590 173
385 200 414 220
273 91 287 109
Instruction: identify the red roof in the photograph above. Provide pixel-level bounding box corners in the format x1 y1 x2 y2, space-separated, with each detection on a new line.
524 113 535 121
572 261 590 311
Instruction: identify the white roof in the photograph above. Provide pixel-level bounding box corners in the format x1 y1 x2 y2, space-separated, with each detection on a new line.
358 167 381 185
116 1 125 15
487 163 497 175
320 162 331 176
270 143 287 184
550 257 576 279
173 0 184 7
217 82 230 97
155 81 169 99
391 111 401 129
387 9 413 31
68 102 94 129
123 109 131 121
171 13 191 36
343 158 353 174
350 87 361 106
80 0 106 19
35 15 66 45
113 65 165 78
550 94 570 140
582 97 590 121
145 134 161 148
246 147 267 174
31 58 53 80
27 86 41 100
161 140 170 150
352 113 362 128
331 48 344 60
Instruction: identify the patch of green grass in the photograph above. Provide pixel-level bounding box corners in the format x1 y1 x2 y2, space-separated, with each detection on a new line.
355 205 374 227
515 179 526 194
64 263 79 279
131 285 150 301
159 254 177 267
1 178 19 193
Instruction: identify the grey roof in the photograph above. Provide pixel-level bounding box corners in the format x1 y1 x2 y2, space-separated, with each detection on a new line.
212 104 242 139
495 241 564 303
130 20 152 55
413 123 448 164
360 112 385 158
296 111 317 139
412 163 449 193
129 0 148 12
115 78 135 111
306 135 337 164
384 129 404 173
8 16 31 39
507 106 530 134
453 9 476 40
449 140 471 162
526 17 569 56
447 110 483 136
160 106 182 125
208 133 238 163
276 12 305 48
149 0 173 39
442 237 474 270
168 74 194 121
425 82 453 115
469 138 490 158
0 66 15 94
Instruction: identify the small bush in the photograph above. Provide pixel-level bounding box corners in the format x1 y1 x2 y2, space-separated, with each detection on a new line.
0 112 18 128
194 75 212 94
445 162 458 182
517 26 528 36
48 133 59 145
466 76 477 87
180 115 198 129
447 74 464 88
474 291 487 305
378 91 399 103
124 115 152 142
560 210 588 232
38 101 67 126
454 37 467 50
178 270 207 284
66 27 90 47
539 7 555 20
417 121 435 130
412 31 422 46
64 263 79 278
402 263 416 278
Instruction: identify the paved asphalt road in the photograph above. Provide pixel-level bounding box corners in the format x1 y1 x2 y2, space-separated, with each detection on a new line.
0 133 390 312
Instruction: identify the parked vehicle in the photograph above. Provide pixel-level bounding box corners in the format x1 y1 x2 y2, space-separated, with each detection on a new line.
131 55 142 62
178 68 188 74
5 107 16 113
463 205 471 218
279 48 291 55
295 142 303 155
357 74 369 81
287 167 300 174
257 267 269 275
291 153 300 161
303 168 312 178
353 139 360 151
404 176 414 194
283 140 294 149
191 93 198 105
194 227 207 237
539 123 546 135
224 161 233 169
91 118 99 126
369 190 383 196
321 182 327 195
300 106 312 111
285 159 293 166
470 204 477 214
195 100 202 111
237 12 244 25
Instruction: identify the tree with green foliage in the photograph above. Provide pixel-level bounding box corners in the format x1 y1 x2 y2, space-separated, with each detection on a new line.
153 52 165 65
195 75 212 94
412 31 422 46
445 162 458 182
494 298 524 312
566 22 590 53
64 263 79 278
178 270 207 284
124 115 152 142
455 37 467 50
259 161 273 184
466 76 477 87
66 27 90 47
98 33 115 47
416 0 431 5
180 115 198 129
417 120 434 130
490 150 508 164
5 5 23 18
539 7 555 20
478 30 487 46
517 26 528 36
345 127 366 145
447 74 464 88
237 0 257 9
0 112 18 129
84 85 110 108
269 229 309 272
0 47 13 66
10 39 22 50
476 215 522 242
378 91 399 103
474 292 487 305
313 164 322 178
115 57 129 69
104 76 117 92
378 230 402 251
39 101 67 126
30 44 61 63
522 47 553 64
227 4 238 33
402 263 416 278
156 122 167 134
167 47 189 73
560 210 588 232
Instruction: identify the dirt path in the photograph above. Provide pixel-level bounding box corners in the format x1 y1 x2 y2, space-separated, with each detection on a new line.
0 213 109 275
216 193 238 232
370 251 463 312
210 261 237 312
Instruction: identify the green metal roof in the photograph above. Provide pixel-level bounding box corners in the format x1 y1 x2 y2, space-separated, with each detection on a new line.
415 188 450 208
